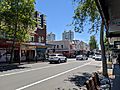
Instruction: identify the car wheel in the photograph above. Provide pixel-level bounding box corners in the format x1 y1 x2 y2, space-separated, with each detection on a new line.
58 59 61 64
64 58 67 62
49 61 52 64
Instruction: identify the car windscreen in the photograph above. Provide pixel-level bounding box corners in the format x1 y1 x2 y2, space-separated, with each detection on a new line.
49 55 56 56
77 55 82 57
58 54 63 56
96 54 101 57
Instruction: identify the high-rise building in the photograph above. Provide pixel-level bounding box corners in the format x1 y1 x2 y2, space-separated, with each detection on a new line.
47 32 55 41
34 11 46 29
62 30 74 41
32 11 46 43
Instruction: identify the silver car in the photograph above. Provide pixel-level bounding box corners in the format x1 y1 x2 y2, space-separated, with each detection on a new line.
76 55 88 60
95 54 102 61
48 53 67 63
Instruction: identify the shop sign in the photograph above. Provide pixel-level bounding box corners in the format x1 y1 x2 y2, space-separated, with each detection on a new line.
27 46 36 49
6 41 13 43
114 41 120 45
109 18 120 32
36 46 46 48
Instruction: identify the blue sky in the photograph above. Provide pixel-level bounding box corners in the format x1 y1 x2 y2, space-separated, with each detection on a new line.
35 0 100 45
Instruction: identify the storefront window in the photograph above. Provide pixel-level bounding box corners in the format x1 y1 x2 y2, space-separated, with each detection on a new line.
30 36 34 42
61 45 63 48
42 36 44 41
38 36 42 42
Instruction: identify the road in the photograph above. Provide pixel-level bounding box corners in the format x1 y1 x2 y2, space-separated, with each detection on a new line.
0 58 102 90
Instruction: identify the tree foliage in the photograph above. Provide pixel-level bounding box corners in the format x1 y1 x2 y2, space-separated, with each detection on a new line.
0 0 36 63
72 0 101 33
0 0 36 41
89 35 98 50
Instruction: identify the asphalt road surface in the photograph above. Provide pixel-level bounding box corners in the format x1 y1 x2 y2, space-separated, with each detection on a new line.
0 58 102 90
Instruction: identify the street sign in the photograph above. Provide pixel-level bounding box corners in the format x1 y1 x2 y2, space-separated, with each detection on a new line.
114 41 120 45
109 18 120 32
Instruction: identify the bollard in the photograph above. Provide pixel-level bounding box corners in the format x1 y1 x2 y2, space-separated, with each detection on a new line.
92 76 99 90
85 80 91 90
94 72 100 86
89 78 96 90
85 72 100 90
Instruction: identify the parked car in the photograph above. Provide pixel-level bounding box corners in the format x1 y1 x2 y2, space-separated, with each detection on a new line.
92 55 96 59
76 54 88 60
95 54 102 61
89 55 93 58
48 53 67 63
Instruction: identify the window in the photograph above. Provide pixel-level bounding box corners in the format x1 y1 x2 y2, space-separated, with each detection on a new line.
42 36 44 41
38 36 42 42
31 36 34 42
57 45 59 48
61 45 63 48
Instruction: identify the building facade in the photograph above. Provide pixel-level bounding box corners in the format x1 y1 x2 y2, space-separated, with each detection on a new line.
47 40 76 57
47 40 90 58
33 11 47 60
62 30 74 41
72 40 90 55
32 11 47 43
47 32 55 41
0 11 47 63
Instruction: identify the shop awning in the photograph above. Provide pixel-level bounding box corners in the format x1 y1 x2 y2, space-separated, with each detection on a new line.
23 42 45 46
95 0 120 37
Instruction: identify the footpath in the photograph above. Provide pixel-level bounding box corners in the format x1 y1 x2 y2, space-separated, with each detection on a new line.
99 59 120 90
111 64 120 90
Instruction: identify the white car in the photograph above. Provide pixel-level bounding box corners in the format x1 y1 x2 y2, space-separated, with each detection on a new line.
92 55 96 59
48 54 67 63
95 54 102 61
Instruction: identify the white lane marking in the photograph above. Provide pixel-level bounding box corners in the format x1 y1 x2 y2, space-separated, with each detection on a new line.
0 61 77 77
16 62 91 90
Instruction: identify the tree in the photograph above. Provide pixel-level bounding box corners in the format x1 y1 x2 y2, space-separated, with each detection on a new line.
72 0 108 76
0 0 36 63
89 35 98 51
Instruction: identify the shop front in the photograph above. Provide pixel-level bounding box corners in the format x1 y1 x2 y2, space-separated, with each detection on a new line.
20 43 37 62
21 42 47 62
0 39 20 63
36 45 47 61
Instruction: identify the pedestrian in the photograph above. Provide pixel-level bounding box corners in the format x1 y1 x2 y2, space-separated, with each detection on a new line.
117 53 120 66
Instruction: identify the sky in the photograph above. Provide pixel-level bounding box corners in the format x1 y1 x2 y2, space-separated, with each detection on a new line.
35 0 100 45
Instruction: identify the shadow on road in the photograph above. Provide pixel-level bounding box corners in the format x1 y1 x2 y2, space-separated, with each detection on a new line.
65 72 92 87
0 64 29 72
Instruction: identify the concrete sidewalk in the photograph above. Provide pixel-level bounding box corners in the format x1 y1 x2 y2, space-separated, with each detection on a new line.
112 64 120 90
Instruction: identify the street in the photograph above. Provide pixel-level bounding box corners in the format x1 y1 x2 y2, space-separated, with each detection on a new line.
0 58 102 90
